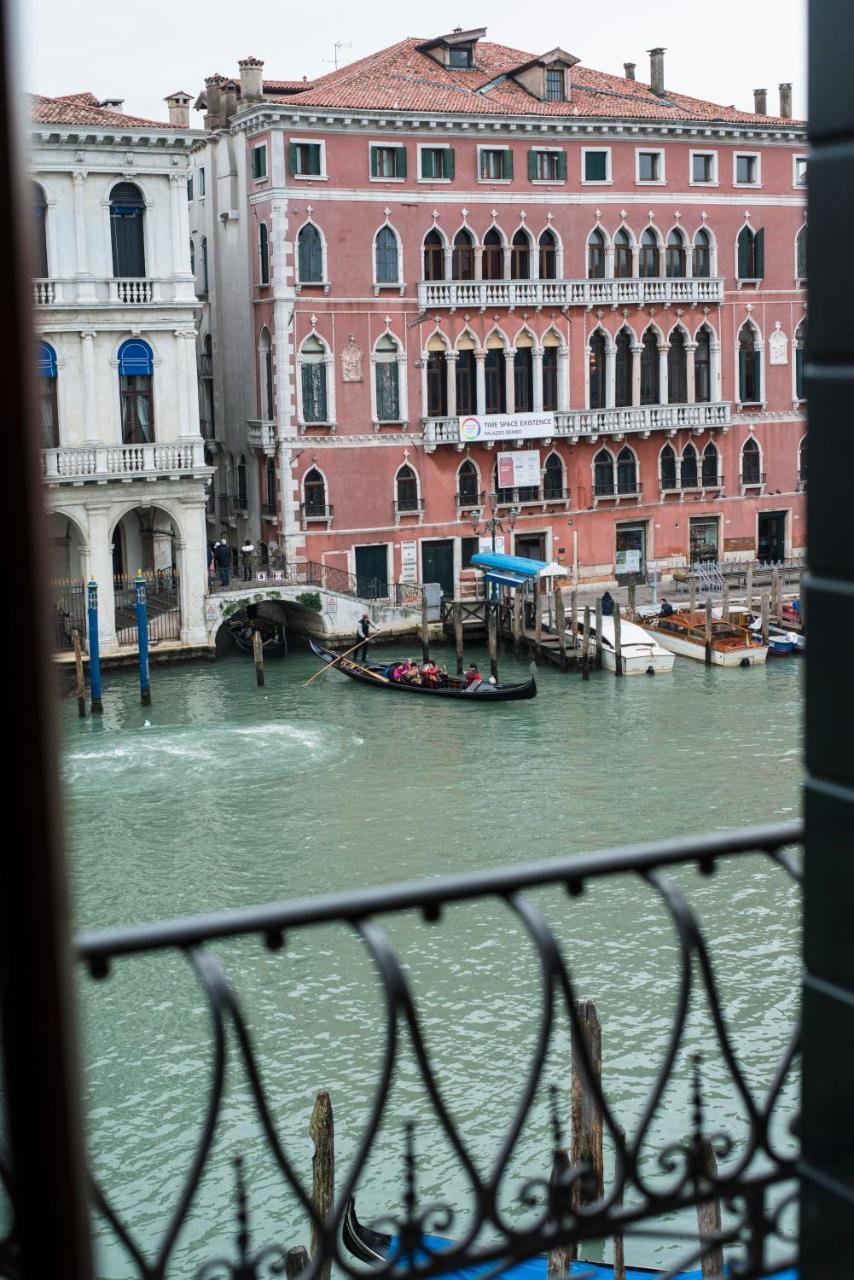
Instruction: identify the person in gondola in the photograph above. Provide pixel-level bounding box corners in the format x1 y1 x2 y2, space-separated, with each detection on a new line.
391 660 410 682
354 613 375 662
464 663 481 685
422 659 440 686
405 659 422 685
601 590 615 616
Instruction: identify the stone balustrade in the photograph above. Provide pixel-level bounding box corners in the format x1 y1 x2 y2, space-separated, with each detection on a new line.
33 277 195 307
42 440 210 483
246 419 276 455
418 276 724 311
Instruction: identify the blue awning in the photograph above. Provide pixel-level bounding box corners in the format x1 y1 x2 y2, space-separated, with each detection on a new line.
484 570 529 589
472 552 549 579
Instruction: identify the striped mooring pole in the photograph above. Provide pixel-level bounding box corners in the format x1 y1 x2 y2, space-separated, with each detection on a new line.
86 579 103 714
134 571 151 706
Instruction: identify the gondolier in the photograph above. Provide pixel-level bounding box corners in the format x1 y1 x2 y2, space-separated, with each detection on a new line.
354 613 376 661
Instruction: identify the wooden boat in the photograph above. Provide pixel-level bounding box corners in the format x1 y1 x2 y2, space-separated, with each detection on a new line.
641 611 768 667
714 607 804 656
228 616 288 656
309 639 536 701
566 612 675 675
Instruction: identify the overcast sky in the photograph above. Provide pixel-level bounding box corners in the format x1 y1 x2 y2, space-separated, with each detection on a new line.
24 0 808 125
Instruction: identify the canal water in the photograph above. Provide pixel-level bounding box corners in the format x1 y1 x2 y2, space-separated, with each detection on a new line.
58 645 803 1278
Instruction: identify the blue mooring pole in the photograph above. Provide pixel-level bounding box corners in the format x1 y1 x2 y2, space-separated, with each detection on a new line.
87 579 103 714
134 572 151 706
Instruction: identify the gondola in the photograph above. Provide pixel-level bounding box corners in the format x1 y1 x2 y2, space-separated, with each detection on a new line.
342 1198 741 1280
228 617 288 657
309 639 536 701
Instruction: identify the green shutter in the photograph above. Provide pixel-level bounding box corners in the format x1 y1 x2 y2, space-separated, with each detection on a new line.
502 149 513 180
445 148 455 180
421 148 434 179
528 150 538 180
556 150 567 181
755 227 765 279
370 146 379 178
395 146 407 178
309 144 321 176
737 227 749 279
288 143 298 176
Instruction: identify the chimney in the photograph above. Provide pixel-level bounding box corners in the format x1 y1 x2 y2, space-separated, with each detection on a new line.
624 62 636 81
165 91 192 128
753 87 767 115
221 79 239 121
99 97 124 112
647 47 666 96
238 55 264 102
204 74 226 130
779 82 793 119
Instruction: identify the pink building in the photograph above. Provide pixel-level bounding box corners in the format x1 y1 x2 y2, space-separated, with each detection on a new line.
192 33 806 596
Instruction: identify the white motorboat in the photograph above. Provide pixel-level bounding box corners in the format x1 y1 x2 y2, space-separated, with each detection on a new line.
642 611 768 666
567 612 675 675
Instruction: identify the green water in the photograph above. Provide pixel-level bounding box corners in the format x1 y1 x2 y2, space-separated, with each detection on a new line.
59 646 803 1277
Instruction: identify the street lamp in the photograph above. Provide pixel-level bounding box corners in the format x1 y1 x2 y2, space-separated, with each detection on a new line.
469 491 519 597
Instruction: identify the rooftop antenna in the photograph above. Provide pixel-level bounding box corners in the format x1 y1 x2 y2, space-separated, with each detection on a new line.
323 40 352 71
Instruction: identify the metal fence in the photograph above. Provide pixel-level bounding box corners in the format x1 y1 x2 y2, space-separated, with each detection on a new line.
212 560 424 611
64 821 801 1280
49 578 87 651
113 570 181 646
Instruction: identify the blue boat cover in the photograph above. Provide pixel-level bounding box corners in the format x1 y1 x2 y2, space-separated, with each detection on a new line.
472 552 550 578
484 571 529 588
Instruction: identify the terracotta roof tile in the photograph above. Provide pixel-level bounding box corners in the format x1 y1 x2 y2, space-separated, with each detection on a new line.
30 93 180 129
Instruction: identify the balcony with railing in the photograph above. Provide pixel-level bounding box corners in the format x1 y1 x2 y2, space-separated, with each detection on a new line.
418 276 725 312
423 403 732 451
661 475 726 497
393 496 425 521
741 471 767 490
32 277 196 307
247 419 277 455
594 478 644 503
42 440 210 485
301 501 334 523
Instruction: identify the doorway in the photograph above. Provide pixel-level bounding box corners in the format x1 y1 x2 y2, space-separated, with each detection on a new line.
689 517 720 565
615 522 646 579
354 544 389 598
758 511 787 564
421 539 455 597
514 532 547 560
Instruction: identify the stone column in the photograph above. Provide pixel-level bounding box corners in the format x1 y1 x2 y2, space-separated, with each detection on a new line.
532 347 544 412
72 172 89 275
169 173 183 278
557 347 569 412
443 246 453 280
81 330 99 443
605 245 615 278
685 245 695 278
445 351 458 418
177 496 210 644
658 343 669 405
686 342 697 404
174 329 191 440
631 344 643 406
474 246 483 281
605 344 617 409
711 340 722 402
86 503 117 653
475 350 487 415
504 350 515 414
420 354 429 418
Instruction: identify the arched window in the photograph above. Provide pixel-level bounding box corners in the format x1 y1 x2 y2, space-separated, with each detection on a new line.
796 225 807 281
484 345 506 413
452 228 475 280
668 330 687 403
375 334 401 422
542 341 558 411
375 225 399 284
37 341 58 447
110 182 146 277
300 334 328 422
617 447 637 495
423 229 444 281
666 229 686 278
639 228 660 278
681 443 698 489
539 229 557 280
511 229 531 280
660 444 677 491
514 340 533 412
702 443 719 487
200 236 209 293
640 329 660 404
693 228 711 278
266 459 277 513
395 464 419 513
237 455 248 509
456 346 476 416
493 462 514 506
199 333 214 437
117 339 154 444
189 238 195 276
482 228 503 280
795 320 806 401
738 324 761 403
426 349 448 417
33 183 48 278
615 328 633 407
259 327 273 420
259 223 269 285
303 467 327 517
737 225 764 280
587 228 606 279
457 459 479 507
614 229 632 279
589 331 606 409
594 449 614 496
798 436 807 488
695 326 712 402
543 453 564 500
741 437 761 485
297 223 323 283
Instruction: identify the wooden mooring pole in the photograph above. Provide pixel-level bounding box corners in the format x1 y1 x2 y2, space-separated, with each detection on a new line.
696 1138 724 1280
253 630 265 687
421 590 430 663
613 606 623 677
571 998 605 1216
309 1091 334 1280
704 599 713 667
570 589 578 654
594 599 603 670
555 587 567 671
534 578 543 656
627 582 636 621
513 589 523 659
745 560 754 614
689 578 697 612
721 580 730 624
613 1124 626 1280
454 603 464 675
72 629 86 718
488 604 499 680
772 567 782 625
286 1247 309 1279
760 590 770 645
581 606 591 681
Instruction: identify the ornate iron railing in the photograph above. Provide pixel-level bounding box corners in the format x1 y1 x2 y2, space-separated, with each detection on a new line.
36 822 803 1280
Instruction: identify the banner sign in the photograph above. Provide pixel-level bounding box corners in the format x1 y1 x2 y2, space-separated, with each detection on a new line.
498 450 540 488
616 549 642 574
479 535 506 554
400 540 418 583
459 412 556 443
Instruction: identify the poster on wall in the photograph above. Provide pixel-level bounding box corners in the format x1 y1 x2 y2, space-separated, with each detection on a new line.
616 549 641 574
479 536 506 555
400 540 418 583
497 450 541 488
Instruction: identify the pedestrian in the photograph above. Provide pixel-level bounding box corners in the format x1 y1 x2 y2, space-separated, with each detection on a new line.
214 537 232 588
601 590 615 617
659 596 675 617
354 612 376 661
241 537 256 582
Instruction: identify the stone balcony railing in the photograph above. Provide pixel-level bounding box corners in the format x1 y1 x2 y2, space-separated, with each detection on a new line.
247 419 276 455
418 276 724 311
422 402 732 450
32 277 197 307
42 440 210 484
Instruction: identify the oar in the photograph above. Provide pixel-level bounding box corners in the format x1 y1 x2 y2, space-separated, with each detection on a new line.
302 629 390 687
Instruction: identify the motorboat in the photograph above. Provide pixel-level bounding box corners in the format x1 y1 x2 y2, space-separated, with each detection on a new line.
642 611 768 667
566 612 674 675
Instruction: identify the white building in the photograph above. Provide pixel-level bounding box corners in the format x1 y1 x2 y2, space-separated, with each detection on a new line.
31 89 212 652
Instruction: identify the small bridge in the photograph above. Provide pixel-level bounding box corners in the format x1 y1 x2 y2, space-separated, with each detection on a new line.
205 562 423 647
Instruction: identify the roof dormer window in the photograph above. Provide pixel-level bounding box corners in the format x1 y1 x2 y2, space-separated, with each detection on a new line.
418 27 486 69
448 44 474 69
545 67 565 101
509 48 580 103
